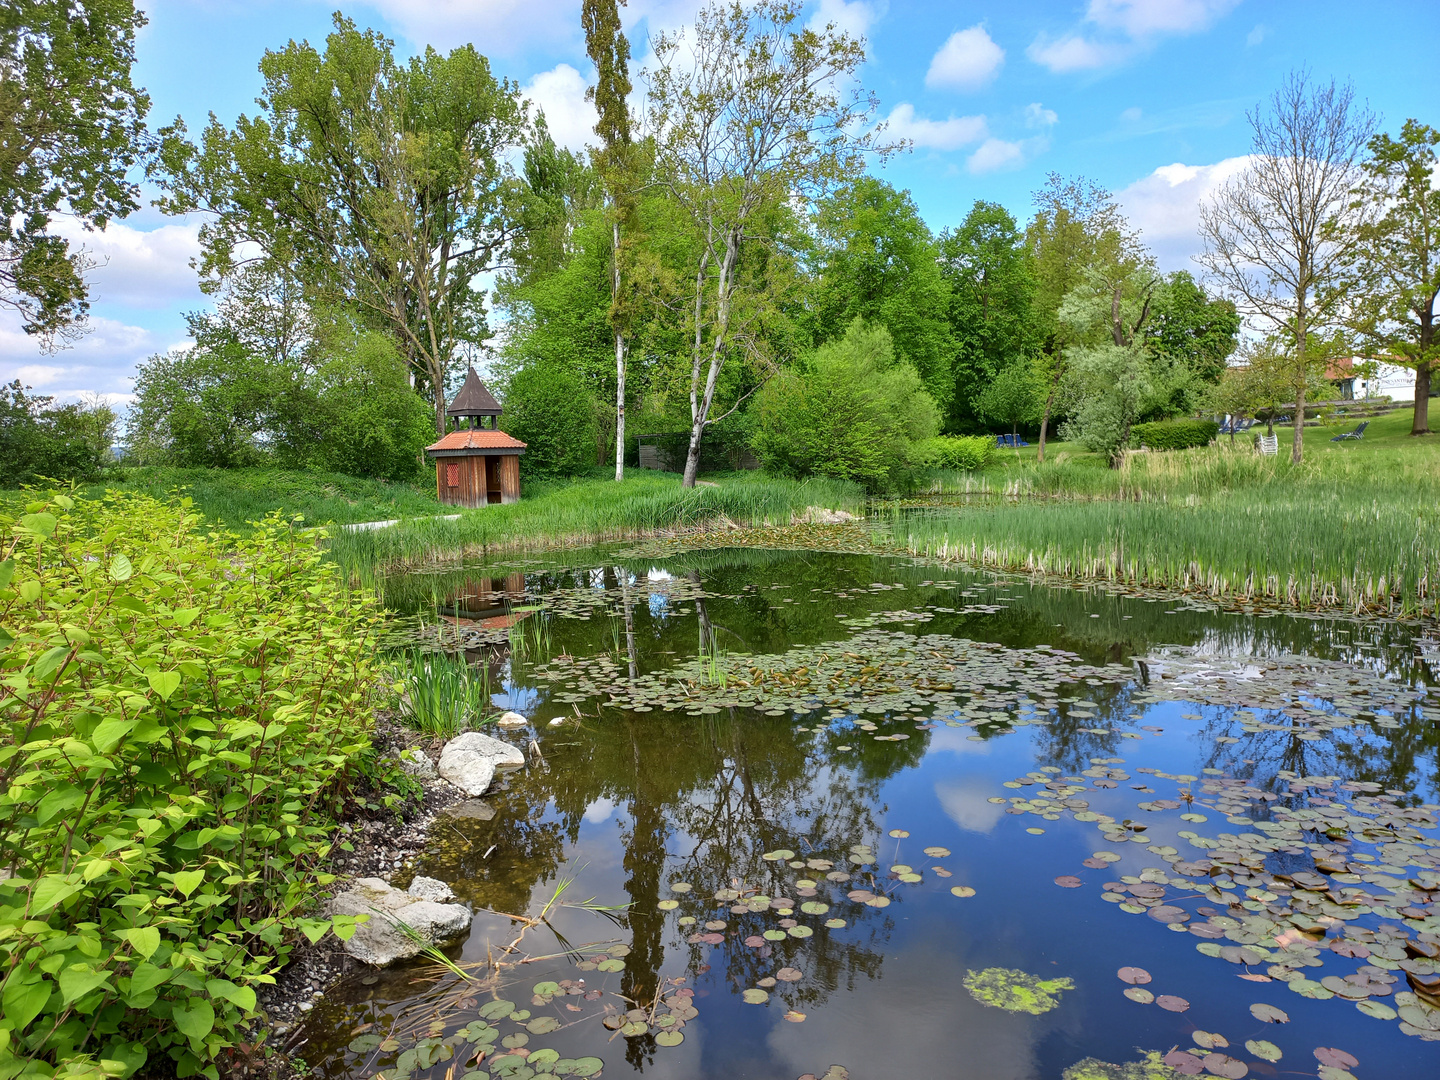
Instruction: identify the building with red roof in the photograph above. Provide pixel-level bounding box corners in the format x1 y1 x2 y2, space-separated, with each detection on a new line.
425 367 527 506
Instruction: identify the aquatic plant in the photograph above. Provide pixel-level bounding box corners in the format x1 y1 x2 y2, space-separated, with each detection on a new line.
395 649 494 736
962 967 1075 1014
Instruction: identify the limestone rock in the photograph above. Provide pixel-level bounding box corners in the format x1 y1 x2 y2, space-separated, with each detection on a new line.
407 876 456 903
395 747 437 780
795 506 858 525
437 731 524 796
495 711 528 729
329 879 471 966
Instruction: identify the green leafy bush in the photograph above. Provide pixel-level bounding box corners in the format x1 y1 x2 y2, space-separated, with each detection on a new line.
924 435 997 471
754 321 939 494
1129 419 1219 451
0 492 383 1080
500 361 598 479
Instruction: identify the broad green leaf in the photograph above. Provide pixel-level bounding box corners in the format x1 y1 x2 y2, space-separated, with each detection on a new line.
0 559 13 590
58 964 112 1005
172 999 215 1041
30 875 84 914
171 607 200 626
109 554 133 582
126 962 169 998
206 979 257 1012
19 513 57 538
147 670 182 701
125 927 160 959
2 976 51 1033
171 869 205 897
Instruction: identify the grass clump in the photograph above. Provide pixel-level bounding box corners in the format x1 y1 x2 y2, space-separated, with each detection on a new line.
394 650 495 737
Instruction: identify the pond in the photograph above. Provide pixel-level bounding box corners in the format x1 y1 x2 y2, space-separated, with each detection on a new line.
302 545 1440 1080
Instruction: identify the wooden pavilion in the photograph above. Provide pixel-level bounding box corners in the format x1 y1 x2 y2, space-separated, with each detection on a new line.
425 367 526 507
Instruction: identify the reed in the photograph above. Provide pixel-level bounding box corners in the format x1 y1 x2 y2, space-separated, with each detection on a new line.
394 650 495 737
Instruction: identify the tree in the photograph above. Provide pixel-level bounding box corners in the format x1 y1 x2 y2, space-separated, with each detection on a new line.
753 320 938 492
157 15 528 434
500 360 599 478
975 360 1042 442
644 0 893 488
1025 174 1131 461
1146 270 1240 385
1199 70 1377 462
810 178 953 410
583 0 641 481
1339 119 1440 436
0 0 151 346
938 200 1039 432
0 380 115 485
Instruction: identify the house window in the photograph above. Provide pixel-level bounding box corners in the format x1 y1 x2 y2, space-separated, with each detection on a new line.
445 462 460 488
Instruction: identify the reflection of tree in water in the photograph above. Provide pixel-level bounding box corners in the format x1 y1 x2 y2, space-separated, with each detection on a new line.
1030 681 1143 775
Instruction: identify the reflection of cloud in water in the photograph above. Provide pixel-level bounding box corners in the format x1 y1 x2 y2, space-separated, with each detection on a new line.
583 797 616 824
936 777 1005 834
928 727 993 756
764 931 1058 1080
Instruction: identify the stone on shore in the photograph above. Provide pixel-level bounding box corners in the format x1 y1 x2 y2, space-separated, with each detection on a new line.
437 730 526 796
328 877 470 966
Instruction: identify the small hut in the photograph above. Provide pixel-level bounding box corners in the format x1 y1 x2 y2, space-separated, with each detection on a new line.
425 367 526 507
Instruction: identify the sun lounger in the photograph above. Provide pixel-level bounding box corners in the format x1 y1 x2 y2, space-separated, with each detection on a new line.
1330 421 1368 442
1257 434 1278 457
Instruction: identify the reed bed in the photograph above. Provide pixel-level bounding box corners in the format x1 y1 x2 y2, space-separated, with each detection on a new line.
329 472 864 582
878 481 1440 617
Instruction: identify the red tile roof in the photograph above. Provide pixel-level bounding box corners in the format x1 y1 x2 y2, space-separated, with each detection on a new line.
425 430 527 452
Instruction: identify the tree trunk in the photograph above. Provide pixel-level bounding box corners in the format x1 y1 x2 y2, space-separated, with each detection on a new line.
1414 360 1432 436
1291 385 1305 463
434 393 446 437
1037 388 1054 464
614 329 626 480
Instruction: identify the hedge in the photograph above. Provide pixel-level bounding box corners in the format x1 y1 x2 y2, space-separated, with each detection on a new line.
0 492 385 1080
925 435 998 471
1129 420 1219 451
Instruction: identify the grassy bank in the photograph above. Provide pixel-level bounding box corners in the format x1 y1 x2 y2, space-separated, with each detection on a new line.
327 471 865 582
874 409 1440 616
2 465 444 529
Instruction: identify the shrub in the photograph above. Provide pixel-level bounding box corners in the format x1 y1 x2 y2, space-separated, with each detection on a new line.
1129 419 1220 451
500 361 599 479
754 321 939 494
0 492 384 1080
925 435 997 471
1 382 118 487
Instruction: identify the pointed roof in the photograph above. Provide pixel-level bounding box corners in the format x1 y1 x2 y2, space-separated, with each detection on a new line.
425 429 527 453
446 366 502 416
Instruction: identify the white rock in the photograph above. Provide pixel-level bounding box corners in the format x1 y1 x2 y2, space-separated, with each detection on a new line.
329 879 471 966
496 711 528 729
396 748 437 780
407 876 456 903
437 731 524 796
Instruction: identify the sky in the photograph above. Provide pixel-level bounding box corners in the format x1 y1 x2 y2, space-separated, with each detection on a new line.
5 0 1437 406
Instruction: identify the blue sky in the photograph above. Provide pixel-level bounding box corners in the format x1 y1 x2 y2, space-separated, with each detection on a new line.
5 0 1436 404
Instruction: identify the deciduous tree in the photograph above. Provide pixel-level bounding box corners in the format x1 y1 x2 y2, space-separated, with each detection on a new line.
1199 70 1376 462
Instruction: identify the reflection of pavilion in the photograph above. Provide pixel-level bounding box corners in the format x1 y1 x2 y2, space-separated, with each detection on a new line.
423 573 532 655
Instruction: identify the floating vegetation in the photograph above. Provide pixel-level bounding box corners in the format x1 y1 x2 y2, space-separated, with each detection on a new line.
1062 1052 1181 1080
962 968 1074 1015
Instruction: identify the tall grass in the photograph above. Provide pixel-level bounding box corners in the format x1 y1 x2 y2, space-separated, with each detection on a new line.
877 482 1440 616
394 650 495 737
330 472 864 581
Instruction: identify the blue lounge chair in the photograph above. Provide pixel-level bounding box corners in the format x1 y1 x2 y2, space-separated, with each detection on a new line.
1330 421 1368 442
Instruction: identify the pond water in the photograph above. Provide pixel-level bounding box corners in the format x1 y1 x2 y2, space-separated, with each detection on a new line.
302 546 1440 1080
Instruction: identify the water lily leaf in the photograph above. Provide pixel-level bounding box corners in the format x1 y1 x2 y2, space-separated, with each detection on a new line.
1155 995 1190 1013
670 882 692 893
1313 1049 1358 1069
596 958 624 972
1117 967 1151 985
657 900 679 910
1249 1003 1288 1023
1244 1040 1280 1063
1026 827 1045 835
888 829 909 838
923 847 951 858
1356 1000 1396 1020
763 930 787 941
824 918 847 928
1123 987 1154 1004
1191 1032 1227 1050
1201 1053 1246 1078
783 1010 807 1022
950 886 976 898
1055 876 1083 888
479 1000 515 1020
763 850 797 861
742 989 770 1004
569 1059 604 1078
776 967 803 982
800 901 829 915
526 1017 560 1035
655 1031 683 1047
788 925 813 938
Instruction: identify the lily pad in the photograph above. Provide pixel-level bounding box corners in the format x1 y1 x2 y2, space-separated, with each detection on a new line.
1249 1002 1288 1023
655 1031 684 1047
762 849 797 862
1123 988 1154 1004
824 918 847 928
951 886 977 898
783 1010 807 1022
963 967 1074 1015
1117 967 1152 985
742 988 770 1004
1244 1040 1280 1063
888 829 910 838
1055 876 1083 888
1155 995 1190 1013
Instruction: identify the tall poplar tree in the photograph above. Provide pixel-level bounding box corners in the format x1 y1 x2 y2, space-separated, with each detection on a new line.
583 0 638 481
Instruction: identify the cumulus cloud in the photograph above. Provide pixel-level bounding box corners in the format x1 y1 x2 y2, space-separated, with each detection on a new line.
1115 156 1251 271
0 312 182 401
1246 23 1267 46
883 103 987 151
967 137 1029 174
45 217 204 310
807 0 883 40
524 64 598 152
935 777 1005 833
1024 102 1059 128
925 25 1004 91
1029 0 1241 73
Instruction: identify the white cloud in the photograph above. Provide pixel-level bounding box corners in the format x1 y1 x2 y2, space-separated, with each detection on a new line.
1086 0 1241 38
1115 156 1252 271
807 0 882 40
583 797 617 824
524 64 598 152
1246 23 1267 46
883 103 987 151
1029 0 1241 73
925 25 1004 91
1027 34 1131 73
46 217 204 310
0 312 181 401
1024 102 1058 128
967 136 1030 174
